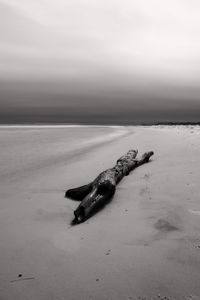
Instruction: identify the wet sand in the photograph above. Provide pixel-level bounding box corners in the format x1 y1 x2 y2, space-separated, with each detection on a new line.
0 125 200 300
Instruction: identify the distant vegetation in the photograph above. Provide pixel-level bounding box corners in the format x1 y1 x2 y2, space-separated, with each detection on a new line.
141 122 200 126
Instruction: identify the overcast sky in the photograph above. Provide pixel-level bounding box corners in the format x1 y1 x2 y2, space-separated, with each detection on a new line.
1 0 200 124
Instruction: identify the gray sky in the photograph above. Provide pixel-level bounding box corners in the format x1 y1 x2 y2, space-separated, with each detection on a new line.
1 0 200 124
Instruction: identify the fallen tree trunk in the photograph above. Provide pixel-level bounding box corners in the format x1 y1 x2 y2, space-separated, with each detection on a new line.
65 149 154 224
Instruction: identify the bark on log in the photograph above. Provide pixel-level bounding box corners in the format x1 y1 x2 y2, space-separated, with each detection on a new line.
65 149 154 224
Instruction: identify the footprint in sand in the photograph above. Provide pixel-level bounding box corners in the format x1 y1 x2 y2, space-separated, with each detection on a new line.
136 295 172 300
139 186 149 196
139 173 151 196
186 295 200 300
154 219 179 233
143 173 151 180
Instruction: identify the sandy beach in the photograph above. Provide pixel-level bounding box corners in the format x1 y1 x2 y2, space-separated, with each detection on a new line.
0 125 200 300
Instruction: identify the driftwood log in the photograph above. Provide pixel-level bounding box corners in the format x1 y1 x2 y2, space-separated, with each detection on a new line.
65 149 154 224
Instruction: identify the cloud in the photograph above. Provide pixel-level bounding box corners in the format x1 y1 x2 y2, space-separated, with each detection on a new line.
0 0 200 125
0 0 200 84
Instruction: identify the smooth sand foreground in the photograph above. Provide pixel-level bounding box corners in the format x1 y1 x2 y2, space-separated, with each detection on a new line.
0 125 200 300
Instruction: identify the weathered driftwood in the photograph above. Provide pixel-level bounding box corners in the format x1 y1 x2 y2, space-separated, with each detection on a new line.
65 149 154 224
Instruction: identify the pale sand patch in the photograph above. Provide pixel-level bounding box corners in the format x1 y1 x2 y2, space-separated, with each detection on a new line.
0 125 200 299
188 210 200 216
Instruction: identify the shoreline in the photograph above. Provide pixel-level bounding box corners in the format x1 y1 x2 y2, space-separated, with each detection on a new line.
0 124 126 129
0 126 131 183
0 124 199 130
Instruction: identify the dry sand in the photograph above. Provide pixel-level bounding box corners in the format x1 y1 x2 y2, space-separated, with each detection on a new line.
0 125 200 300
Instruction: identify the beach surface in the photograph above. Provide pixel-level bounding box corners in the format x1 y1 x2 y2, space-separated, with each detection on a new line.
0 125 200 300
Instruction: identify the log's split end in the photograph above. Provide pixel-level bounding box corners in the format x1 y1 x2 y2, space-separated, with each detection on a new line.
65 149 154 224
141 151 154 162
